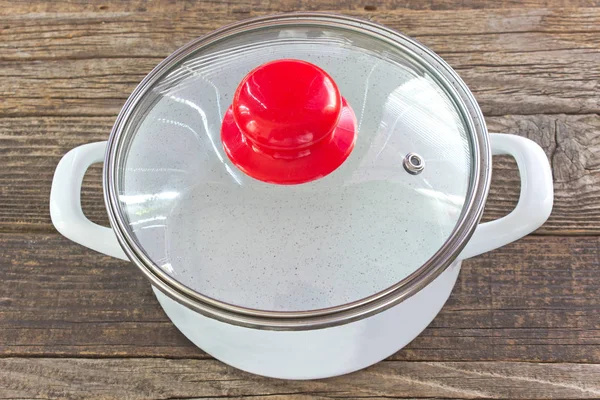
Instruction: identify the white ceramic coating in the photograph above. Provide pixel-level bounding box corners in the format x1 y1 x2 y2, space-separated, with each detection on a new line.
459 133 553 259
49 133 552 268
49 142 127 261
50 123 552 379
118 25 472 311
50 128 553 380
48 17 553 380
153 260 462 380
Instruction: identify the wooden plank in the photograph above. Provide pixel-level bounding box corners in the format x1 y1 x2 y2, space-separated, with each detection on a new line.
1 8 599 115
1 2 598 399
484 114 600 234
411 235 600 363
1 358 599 399
2 0 599 14
2 114 599 234
0 232 204 359
1 233 598 363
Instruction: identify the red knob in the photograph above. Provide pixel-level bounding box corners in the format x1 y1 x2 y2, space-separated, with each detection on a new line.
221 59 357 185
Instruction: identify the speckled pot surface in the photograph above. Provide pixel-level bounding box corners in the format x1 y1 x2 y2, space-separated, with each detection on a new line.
119 19 471 312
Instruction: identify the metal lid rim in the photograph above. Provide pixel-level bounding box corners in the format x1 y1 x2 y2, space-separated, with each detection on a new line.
103 12 492 331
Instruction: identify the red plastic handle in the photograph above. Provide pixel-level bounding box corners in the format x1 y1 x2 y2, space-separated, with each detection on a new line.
221 59 357 185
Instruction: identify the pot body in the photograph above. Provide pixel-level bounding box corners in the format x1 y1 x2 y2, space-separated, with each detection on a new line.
48 13 554 380
49 130 553 379
153 260 461 379
50 131 553 379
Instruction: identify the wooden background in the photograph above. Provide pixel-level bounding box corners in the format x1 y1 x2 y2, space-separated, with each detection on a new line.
1 0 599 398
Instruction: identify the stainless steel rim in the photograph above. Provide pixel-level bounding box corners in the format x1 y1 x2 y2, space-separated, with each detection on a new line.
103 12 491 331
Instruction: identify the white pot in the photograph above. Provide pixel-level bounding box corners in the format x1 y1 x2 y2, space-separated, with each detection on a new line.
49 14 553 380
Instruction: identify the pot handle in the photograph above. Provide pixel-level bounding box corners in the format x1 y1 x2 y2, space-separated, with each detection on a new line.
50 141 128 260
458 133 553 260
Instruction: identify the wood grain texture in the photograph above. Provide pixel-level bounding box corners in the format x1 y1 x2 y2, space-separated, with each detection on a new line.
1 233 598 363
2 114 599 234
1 8 599 116
1 358 599 400
1 1 600 398
3 0 600 14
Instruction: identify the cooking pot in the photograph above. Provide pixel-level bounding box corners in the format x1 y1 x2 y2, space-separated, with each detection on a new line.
50 13 553 380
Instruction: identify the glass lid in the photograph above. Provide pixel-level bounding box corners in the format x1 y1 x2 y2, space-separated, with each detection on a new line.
105 14 489 317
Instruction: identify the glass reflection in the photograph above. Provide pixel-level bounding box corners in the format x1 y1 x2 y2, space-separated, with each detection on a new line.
119 24 472 312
